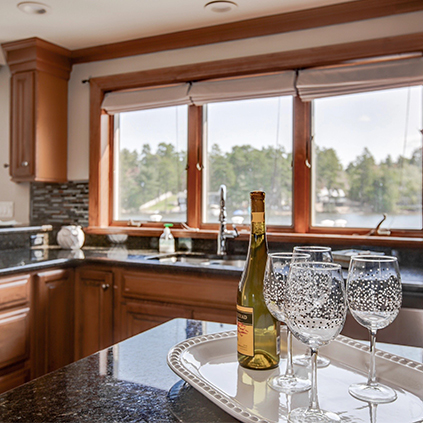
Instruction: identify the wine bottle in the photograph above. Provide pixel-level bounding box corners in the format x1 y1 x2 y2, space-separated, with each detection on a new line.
237 191 280 370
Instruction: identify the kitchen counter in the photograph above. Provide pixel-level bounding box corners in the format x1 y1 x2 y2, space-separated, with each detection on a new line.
0 246 421 303
0 318 421 423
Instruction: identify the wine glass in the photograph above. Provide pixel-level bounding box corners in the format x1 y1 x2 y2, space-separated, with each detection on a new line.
293 246 333 263
292 246 333 368
284 261 347 423
263 252 312 394
347 255 402 403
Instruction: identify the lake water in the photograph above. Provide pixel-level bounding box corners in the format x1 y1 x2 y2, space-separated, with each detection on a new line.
122 212 422 230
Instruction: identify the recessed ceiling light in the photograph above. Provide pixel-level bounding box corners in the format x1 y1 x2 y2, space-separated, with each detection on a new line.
17 2 51 15
205 1 238 13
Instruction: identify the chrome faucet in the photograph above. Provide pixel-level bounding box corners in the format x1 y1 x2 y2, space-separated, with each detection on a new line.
365 213 391 236
217 184 239 255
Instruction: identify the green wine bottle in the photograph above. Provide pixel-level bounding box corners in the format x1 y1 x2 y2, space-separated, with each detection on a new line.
237 191 280 370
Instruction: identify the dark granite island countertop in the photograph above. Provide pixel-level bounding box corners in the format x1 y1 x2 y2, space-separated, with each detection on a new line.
0 319 240 423
0 318 422 423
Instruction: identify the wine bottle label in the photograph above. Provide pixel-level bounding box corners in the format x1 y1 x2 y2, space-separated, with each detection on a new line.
237 305 254 356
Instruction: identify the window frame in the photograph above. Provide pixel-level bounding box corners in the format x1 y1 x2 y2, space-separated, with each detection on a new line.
87 32 423 247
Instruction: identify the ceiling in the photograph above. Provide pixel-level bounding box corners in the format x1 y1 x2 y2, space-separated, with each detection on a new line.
0 0 354 53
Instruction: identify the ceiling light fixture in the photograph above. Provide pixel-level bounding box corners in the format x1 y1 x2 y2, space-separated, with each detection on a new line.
17 2 51 15
204 1 238 13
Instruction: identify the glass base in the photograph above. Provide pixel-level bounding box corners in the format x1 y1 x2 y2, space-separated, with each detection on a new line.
348 382 397 404
293 354 331 368
288 407 341 423
267 374 311 394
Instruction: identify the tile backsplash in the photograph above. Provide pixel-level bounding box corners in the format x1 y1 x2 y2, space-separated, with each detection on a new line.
30 181 89 228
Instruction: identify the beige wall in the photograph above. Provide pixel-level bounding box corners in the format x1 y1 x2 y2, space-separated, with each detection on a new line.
1 11 422 223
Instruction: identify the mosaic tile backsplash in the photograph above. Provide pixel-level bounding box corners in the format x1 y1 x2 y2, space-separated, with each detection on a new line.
30 181 89 228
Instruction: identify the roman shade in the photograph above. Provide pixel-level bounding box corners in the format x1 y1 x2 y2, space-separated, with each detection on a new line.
297 56 423 101
189 71 297 105
102 83 191 114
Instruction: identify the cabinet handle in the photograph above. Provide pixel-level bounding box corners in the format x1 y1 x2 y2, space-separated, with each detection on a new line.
21 161 29 167
102 283 109 291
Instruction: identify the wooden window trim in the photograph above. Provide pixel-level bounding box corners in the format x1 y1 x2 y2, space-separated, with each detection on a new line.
88 32 423 247
71 0 423 65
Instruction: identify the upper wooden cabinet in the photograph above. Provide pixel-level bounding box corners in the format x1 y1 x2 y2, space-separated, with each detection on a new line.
2 38 71 182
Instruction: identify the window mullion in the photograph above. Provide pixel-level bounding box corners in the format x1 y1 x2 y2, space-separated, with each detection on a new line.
293 97 312 233
187 105 203 228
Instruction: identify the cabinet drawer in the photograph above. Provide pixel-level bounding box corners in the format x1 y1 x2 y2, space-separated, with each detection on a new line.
121 269 237 309
0 308 30 368
0 275 30 310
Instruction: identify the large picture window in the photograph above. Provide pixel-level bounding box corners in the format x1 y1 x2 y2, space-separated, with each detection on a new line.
203 96 293 226
312 86 422 230
90 48 423 241
113 105 188 223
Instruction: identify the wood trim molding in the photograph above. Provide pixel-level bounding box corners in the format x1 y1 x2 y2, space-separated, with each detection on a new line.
90 32 423 93
2 37 72 80
71 0 423 65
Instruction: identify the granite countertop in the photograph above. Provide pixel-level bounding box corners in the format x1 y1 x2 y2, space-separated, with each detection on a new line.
0 318 421 423
0 319 239 422
0 245 421 291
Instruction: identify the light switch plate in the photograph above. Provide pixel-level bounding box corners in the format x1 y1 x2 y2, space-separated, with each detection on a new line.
0 201 14 219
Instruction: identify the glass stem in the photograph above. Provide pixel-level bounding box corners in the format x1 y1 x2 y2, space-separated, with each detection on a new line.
368 329 378 387
309 348 320 411
285 328 294 377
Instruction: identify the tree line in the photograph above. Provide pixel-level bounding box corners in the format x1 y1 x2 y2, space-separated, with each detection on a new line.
118 142 422 215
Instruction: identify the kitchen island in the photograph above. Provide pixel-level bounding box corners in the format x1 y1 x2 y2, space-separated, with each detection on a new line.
0 319 239 422
0 318 421 423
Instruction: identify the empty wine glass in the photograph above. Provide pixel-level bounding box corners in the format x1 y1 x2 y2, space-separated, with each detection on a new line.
284 261 347 423
347 255 402 403
293 246 333 263
292 246 333 368
263 252 312 394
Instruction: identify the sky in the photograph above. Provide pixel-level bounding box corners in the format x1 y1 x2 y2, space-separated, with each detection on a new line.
118 85 422 169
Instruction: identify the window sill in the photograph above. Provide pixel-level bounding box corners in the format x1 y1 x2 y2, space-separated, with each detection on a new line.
84 226 423 249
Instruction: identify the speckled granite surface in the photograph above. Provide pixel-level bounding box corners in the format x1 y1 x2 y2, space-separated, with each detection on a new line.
0 319 238 423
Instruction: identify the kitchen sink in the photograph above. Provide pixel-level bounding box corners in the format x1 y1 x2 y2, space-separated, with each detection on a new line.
145 252 246 268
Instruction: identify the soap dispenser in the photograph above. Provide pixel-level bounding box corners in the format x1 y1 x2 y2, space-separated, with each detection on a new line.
159 223 175 253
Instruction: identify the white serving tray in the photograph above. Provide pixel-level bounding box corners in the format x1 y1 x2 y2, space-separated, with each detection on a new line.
167 330 423 423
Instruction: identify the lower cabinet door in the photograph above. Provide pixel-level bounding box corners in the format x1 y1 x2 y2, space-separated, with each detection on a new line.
34 268 74 378
74 267 114 360
192 306 236 325
0 364 30 395
120 300 192 340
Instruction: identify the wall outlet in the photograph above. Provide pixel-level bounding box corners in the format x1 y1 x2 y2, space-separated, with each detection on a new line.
0 202 14 219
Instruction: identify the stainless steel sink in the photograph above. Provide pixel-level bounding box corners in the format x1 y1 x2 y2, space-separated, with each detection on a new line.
145 253 246 268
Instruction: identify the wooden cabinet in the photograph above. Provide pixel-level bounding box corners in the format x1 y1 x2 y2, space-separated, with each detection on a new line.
0 261 238 391
116 267 237 341
33 268 74 378
120 300 192 340
0 274 31 394
2 38 71 182
74 267 114 360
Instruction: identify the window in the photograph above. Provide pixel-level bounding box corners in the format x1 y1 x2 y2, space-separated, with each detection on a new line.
312 86 422 230
90 44 423 242
113 105 188 223
203 96 293 226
